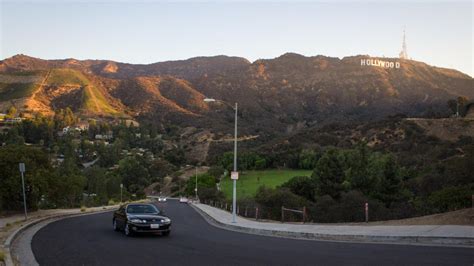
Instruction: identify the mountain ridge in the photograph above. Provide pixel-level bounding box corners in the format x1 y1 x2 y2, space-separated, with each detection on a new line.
2 53 471 78
0 53 472 137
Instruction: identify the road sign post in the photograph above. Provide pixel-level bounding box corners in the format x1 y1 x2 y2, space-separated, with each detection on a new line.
19 163 27 220
365 202 369 223
231 171 239 180
281 206 284 223
120 183 123 203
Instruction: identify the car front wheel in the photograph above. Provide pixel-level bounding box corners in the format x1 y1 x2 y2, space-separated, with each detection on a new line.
113 219 119 231
124 223 133 237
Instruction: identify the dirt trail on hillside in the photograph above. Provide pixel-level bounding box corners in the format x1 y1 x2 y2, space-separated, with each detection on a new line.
33 70 51 99
25 70 52 115
85 85 102 114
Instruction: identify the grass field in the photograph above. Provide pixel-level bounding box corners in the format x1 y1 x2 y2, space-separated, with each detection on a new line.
46 69 121 116
220 169 312 200
47 69 90 86
0 82 38 101
82 85 120 115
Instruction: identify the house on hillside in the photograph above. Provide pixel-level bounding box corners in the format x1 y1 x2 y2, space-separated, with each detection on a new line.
95 131 113 140
4 117 22 123
74 121 89 131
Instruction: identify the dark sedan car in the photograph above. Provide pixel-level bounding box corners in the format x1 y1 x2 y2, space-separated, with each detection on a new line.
113 203 171 236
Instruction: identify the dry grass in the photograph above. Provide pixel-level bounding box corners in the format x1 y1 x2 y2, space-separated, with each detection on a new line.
367 208 474 226
0 249 5 262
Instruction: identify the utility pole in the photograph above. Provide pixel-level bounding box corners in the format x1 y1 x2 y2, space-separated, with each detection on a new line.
19 163 27 220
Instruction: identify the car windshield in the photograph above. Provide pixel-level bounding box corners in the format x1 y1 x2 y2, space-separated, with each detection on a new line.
126 205 159 214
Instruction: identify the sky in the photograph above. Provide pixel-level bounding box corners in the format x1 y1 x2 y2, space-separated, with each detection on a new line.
1 0 472 76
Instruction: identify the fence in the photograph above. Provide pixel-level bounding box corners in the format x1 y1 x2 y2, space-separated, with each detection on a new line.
202 200 312 223
201 200 377 223
201 196 474 223
281 206 306 223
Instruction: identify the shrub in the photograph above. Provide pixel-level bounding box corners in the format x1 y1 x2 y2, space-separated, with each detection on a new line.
108 199 116 206
198 187 225 202
311 195 337 223
255 186 309 221
427 184 474 212
311 191 391 223
80 206 86 212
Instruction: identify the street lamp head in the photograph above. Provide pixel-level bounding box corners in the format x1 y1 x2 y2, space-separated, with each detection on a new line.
203 98 216 102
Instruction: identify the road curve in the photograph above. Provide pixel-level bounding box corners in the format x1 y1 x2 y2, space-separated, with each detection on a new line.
32 200 473 266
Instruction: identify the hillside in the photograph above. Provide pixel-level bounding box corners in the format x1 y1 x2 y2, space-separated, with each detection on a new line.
0 67 126 117
0 53 472 134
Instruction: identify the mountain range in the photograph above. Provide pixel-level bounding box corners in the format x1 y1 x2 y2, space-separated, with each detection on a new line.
0 53 472 136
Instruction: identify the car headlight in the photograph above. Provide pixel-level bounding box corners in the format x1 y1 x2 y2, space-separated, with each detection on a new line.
130 218 146 223
161 218 171 223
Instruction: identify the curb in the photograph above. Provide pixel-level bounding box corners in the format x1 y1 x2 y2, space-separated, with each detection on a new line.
190 204 474 248
2 207 117 266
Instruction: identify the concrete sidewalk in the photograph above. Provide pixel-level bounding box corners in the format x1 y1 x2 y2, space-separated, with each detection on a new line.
192 203 474 247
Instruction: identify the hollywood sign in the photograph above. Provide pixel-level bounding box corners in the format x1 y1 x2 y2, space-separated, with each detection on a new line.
361 58 400 69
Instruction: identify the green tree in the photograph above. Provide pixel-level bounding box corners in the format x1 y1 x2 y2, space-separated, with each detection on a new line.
344 144 373 194
184 173 217 198
368 154 403 206
280 176 316 202
118 156 149 197
208 166 225 180
84 166 108 205
312 148 345 199
219 152 234 171
298 149 319 170
0 145 53 211
52 151 86 207
6 106 17 118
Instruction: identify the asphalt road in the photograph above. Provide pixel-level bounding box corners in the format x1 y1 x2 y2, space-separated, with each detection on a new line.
32 200 473 266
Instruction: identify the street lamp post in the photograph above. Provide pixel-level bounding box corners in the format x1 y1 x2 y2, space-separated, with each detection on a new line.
19 163 27 220
204 98 238 223
195 166 198 200
232 102 238 223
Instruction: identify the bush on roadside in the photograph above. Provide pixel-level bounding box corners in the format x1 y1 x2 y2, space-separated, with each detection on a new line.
309 191 394 223
255 186 309 221
427 184 474 213
80 206 86 212
198 187 225 202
